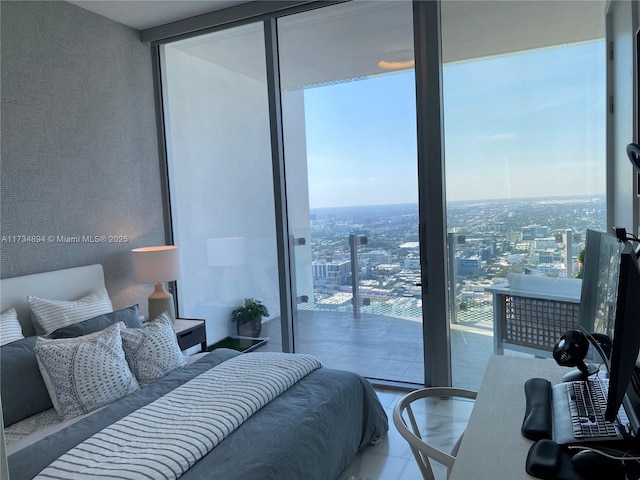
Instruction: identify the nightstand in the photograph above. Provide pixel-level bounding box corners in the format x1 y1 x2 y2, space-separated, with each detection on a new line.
173 318 206 352
206 336 268 353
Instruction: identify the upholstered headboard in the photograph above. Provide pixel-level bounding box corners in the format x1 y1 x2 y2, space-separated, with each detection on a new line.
0 265 106 337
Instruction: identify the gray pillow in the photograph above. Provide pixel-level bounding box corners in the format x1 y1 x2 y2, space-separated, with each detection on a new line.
50 305 142 339
0 336 53 427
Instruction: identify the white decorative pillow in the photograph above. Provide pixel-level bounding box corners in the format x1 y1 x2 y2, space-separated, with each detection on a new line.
120 312 187 387
28 287 113 335
35 322 139 420
0 308 24 346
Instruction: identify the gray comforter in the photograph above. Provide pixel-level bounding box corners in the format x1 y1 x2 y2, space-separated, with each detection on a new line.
8 349 389 480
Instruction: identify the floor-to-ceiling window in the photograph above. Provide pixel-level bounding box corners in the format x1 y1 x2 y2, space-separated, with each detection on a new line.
154 0 607 390
440 1 607 387
160 23 282 346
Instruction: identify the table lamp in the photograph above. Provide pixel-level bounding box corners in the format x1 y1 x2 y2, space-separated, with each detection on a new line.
132 245 182 322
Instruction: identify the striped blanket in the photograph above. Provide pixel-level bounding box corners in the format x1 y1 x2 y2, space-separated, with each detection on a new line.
35 352 322 480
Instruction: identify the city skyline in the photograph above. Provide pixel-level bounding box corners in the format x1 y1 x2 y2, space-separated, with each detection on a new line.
306 194 607 329
303 40 606 208
308 192 606 214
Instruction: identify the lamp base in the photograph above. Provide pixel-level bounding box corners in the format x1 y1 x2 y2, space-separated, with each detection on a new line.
148 282 176 322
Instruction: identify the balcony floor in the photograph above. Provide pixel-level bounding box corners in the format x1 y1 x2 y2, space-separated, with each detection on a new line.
256 309 530 391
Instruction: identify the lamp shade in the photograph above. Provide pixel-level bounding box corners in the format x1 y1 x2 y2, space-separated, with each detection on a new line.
207 237 246 267
131 246 182 284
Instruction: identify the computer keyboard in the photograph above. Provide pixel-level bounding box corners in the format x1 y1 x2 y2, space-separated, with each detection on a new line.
566 378 619 439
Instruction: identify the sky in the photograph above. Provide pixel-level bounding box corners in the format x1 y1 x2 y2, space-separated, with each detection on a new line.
303 40 606 208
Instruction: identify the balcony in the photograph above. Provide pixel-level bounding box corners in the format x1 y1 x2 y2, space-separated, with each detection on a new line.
255 307 509 392
252 274 582 391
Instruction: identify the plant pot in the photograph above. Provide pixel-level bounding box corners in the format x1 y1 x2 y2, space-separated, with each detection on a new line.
236 316 262 338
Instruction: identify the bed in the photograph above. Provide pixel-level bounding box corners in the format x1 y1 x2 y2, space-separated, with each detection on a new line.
1 264 388 480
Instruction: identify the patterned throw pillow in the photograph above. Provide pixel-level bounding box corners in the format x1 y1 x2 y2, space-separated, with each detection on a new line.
120 312 187 387
28 287 113 335
35 322 139 420
0 308 24 346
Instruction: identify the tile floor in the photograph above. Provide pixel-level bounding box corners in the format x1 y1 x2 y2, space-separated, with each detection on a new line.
336 387 474 480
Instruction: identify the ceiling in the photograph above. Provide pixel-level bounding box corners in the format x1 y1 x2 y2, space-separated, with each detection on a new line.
68 1 250 30
69 0 607 89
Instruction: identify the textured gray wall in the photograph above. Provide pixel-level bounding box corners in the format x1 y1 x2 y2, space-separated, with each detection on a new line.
0 1 165 313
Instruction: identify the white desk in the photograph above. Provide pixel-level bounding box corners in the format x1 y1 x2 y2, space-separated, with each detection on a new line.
449 356 567 480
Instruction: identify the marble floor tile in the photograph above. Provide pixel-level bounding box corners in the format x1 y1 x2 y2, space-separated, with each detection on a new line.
398 456 448 480
336 387 474 480
374 389 403 410
406 396 475 420
338 449 410 480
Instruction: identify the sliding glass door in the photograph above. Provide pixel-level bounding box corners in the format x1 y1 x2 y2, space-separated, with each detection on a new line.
266 0 426 383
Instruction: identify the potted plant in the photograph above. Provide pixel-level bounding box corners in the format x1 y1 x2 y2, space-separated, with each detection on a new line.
231 298 269 337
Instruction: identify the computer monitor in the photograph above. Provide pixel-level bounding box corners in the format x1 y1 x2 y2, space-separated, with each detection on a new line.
578 229 624 340
577 229 640 432
604 241 640 426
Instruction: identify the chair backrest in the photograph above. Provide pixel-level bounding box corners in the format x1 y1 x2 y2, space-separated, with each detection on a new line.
393 387 477 480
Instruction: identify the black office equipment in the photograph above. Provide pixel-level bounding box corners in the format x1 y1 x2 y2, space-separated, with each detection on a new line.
522 378 553 440
570 449 627 480
561 377 621 439
550 231 640 446
576 229 624 338
603 243 640 423
525 440 567 478
628 143 640 173
553 329 599 382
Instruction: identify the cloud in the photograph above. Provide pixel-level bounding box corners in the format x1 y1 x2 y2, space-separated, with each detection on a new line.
476 132 516 141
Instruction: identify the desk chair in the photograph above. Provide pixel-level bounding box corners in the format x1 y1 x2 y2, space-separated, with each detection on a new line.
393 388 477 480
